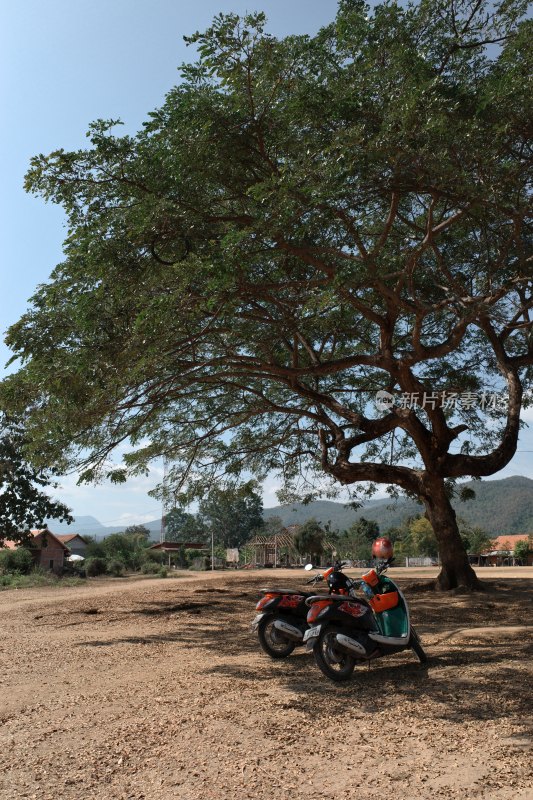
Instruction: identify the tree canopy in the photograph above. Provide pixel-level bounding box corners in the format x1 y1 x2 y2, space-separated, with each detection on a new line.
124 524 150 539
164 507 205 542
514 537 532 561
293 518 326 561
1 0 531 588
0 415 73 545
198 481 264 548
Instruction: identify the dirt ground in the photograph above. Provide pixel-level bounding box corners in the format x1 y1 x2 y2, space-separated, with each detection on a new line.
0 567 532 800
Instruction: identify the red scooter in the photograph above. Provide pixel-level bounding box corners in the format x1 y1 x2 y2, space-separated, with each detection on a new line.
252 562 355 658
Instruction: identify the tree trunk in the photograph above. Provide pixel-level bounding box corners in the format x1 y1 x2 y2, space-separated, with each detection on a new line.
421 477 481 591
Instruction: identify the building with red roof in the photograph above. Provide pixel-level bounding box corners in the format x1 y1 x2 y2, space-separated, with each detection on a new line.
480 534 533 566
3 529 70 574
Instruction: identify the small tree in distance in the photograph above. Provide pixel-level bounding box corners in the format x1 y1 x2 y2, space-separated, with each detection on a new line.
198 481 264 549
124 524 150 539
335 517 379 562
293 518 325 564
514 538 532 563
164 507 205 543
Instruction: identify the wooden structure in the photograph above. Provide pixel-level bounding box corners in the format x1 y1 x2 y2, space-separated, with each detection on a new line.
246 526 336 567
149 540 207 567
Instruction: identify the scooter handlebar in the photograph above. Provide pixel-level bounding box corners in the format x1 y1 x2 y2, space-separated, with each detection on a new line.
306 574 324 585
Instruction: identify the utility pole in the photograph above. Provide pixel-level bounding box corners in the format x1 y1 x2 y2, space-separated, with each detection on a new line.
160 458 169 544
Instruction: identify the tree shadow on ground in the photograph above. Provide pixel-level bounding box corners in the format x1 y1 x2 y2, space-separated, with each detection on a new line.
72 574 533 729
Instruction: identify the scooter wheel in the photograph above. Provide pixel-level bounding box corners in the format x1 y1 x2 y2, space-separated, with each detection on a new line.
257 616 296 659
313 626 356 682
409 626 427 663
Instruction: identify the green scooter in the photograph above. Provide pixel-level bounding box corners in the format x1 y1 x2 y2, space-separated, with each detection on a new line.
304 547 427 682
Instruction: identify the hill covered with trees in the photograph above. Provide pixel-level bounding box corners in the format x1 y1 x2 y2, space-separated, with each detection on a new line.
264 476 533 536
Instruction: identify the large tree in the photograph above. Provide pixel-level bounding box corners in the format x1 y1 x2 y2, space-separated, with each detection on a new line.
1 1 532 588
0 416 73 544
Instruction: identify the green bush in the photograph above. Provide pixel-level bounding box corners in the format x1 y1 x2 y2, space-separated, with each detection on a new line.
142 549 165 565
158 567 168 578
106 558 125 576
0 569 85 591
141 561 160 574
64 559 86 577
85 556 107 577
0 547 34 575
514 539 531 561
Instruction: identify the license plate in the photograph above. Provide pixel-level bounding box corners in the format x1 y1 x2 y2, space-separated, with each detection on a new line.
251 613 266 630
303 625 321 642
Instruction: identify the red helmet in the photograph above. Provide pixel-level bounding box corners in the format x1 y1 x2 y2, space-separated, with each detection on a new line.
372 537 393 560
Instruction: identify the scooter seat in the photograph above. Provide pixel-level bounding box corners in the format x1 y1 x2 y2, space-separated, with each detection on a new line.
305 594 372 608
259 588 320 597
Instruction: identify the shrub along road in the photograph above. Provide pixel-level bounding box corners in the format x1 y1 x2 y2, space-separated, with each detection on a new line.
0 568 531 799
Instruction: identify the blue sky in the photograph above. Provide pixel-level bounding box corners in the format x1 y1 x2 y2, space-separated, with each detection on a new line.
1 0 531 527
0 0 341 526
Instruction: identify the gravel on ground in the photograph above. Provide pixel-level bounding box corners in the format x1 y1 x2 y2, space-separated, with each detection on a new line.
0 567 532 800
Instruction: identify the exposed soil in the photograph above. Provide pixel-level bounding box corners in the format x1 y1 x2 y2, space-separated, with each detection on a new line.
0 567 532 800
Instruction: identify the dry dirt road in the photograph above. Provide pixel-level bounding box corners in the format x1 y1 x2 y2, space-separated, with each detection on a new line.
0 568 532 800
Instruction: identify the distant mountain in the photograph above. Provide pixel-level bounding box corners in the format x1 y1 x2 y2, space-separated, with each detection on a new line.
46 475 533 539
45 515 162 539
263 497 422 532
263 476 533 535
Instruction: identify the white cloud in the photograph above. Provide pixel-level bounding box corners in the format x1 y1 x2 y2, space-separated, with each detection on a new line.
261 477 282 508
45 469 163 526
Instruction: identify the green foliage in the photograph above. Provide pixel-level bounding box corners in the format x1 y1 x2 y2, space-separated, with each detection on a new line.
100 533 147 570
514 538 531 560
164 508 205 543
158 567 168 578
335 517 380 561
124 525 150 539
263 515 285 537
198 481 264 548
0 569 84 591
293 518 325 559
1 2 531 587
407 517 439 558
142 548 165 564
85 538 106 559
349 517 380 542
141 561 160 574
460 525 494 555
393 515 439 557
0 415 72 546
0 547 34 575
184 548 204 561
64 558 86 578
85 556 107 577
106 558 126 576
